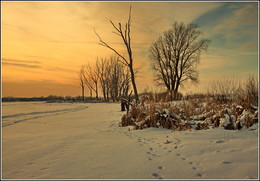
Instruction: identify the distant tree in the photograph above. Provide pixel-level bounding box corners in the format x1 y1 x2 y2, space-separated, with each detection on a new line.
109 55 131 101
83 62 99 99
82 65 94 98
149 22 210 100
79 65 85 102
119 66 131 99
95 6 139 104
96 55 131 102
96 57 109 101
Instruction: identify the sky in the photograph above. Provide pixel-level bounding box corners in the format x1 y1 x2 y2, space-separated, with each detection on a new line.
1 1 258 97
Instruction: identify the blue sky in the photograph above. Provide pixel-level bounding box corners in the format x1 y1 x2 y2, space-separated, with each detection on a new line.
186 2 258 92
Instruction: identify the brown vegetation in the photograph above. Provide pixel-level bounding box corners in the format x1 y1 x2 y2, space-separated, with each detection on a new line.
121 89 258 131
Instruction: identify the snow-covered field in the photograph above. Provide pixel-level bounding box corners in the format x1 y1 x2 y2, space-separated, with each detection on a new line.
2 102 259 179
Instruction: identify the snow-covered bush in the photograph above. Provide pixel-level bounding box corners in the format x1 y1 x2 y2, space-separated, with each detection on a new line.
121 103 192 131
200 104 258 130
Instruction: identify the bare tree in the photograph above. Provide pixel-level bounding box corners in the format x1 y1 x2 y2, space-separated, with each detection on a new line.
97 55 131 102
95 6 139 103
82 63 98 99
84 62 99 99
80 65 93 98
96 57 109 101
149 22 210 100
119 66 131 99
79 65 85 102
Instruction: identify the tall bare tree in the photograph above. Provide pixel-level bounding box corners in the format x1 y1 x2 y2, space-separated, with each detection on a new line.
95 6 139 103
149 22 210 100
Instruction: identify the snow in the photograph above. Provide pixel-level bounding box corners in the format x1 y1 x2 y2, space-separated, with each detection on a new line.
220 114 231 127
2 102 88 127
162 109 170 117
2 102 259 179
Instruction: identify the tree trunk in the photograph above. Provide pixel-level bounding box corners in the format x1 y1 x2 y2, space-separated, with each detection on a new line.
130 66 139 103
174 80 180 100
106 86 109 101
169 89 173 102
102 86 107 101
95 83 99 99
90 88 92 98
82 86 84 102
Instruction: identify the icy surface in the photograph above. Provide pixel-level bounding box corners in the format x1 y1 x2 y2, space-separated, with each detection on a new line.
2 102 258 179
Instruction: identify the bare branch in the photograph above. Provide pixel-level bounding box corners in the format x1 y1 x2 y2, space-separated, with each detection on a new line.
112 31 121 36
94 28 129 66
110 20 121 33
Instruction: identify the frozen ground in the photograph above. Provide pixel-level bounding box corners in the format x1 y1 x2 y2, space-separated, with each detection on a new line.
2 102 259 179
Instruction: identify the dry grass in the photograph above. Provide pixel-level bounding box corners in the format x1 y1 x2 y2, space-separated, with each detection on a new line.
121 96 258 131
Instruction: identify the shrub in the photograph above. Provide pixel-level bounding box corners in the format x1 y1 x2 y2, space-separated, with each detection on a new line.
121 102 192 130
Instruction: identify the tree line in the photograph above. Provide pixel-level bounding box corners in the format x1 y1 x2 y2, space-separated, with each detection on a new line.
79 55 131 102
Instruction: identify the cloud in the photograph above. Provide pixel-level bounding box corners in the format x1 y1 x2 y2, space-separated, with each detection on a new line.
239 43 257 50
2 2 257 96
2 62 41 69
240 52 258 55
23 55 60 61
213 3 258 38
233 4 258 26
2 57 76 73
2 23 62 43
2 58 41 64
215 3 257 29
45 66 76 73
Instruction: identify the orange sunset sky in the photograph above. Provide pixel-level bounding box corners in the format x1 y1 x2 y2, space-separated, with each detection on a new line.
2 1 258 97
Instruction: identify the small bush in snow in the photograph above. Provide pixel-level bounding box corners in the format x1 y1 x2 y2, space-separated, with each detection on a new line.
120 103 192 131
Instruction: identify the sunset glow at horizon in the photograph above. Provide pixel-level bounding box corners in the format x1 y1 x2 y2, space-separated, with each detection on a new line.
2 1 258 97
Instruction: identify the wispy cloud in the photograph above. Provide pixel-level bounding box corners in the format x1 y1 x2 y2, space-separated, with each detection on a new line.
240 52 258 55
3 62 41 69
45 66 76 73
239 43 257 50
2 57 76 73
23 55 60 61
2 58 41 64
2 58 42 69
213 3 258 41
